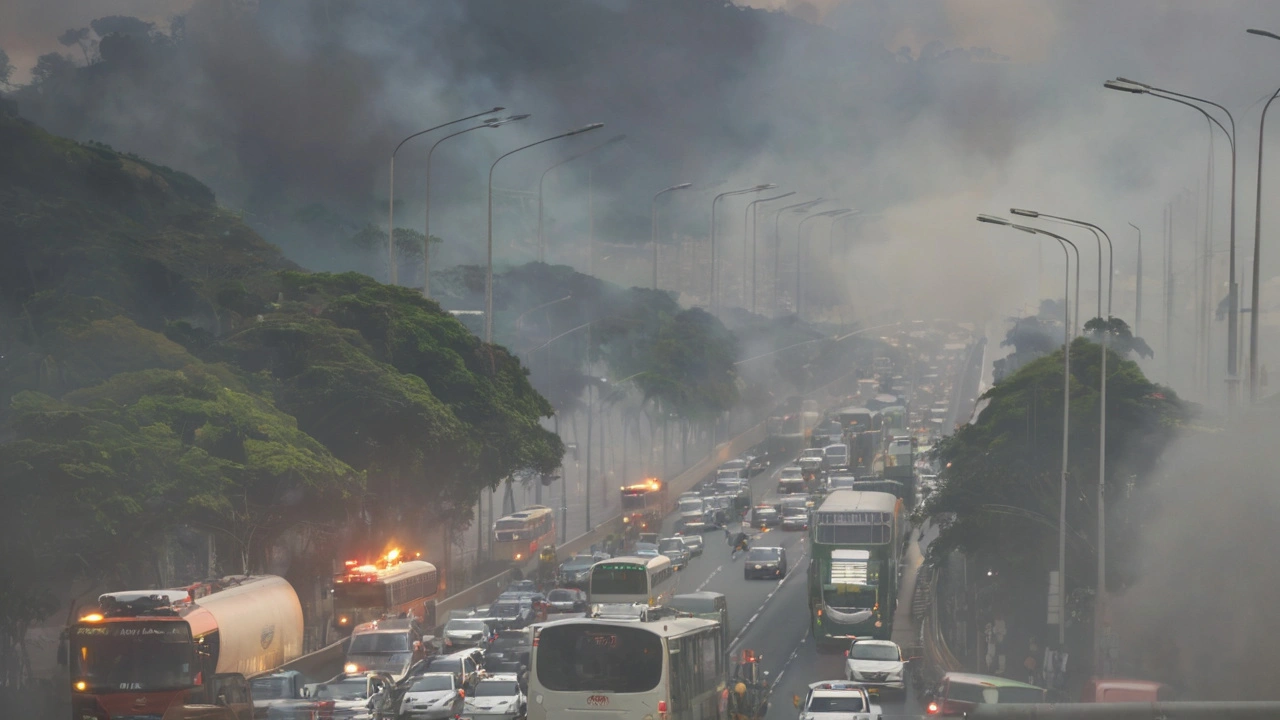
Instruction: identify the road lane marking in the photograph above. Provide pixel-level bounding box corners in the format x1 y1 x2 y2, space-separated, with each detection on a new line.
729 551 807 651
769 630 808 692
696 565 724 591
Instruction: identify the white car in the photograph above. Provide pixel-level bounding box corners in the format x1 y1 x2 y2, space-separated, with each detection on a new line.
844 639 906 698
399 672 466 719
462 673 526 719
798 681 881 720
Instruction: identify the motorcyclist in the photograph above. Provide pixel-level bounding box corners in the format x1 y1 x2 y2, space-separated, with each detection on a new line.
732 531 750 554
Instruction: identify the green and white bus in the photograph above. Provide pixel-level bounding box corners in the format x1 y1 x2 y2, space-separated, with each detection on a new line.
807 490 902 648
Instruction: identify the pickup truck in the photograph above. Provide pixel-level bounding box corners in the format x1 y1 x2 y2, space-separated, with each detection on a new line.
250 670 313 719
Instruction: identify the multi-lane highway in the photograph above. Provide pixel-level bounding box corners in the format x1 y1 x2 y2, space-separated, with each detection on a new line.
654 456 925 720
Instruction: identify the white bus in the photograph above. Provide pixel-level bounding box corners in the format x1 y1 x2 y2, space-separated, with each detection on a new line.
493 505 556 563
588 555 677 606
529 616 727 720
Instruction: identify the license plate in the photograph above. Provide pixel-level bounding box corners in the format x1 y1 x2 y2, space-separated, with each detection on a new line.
867 688 879 695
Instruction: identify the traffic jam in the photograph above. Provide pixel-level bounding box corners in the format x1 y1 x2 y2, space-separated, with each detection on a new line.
64 329 988 720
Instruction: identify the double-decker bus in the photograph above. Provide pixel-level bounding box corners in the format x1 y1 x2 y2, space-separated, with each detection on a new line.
331 549 439 641
529 615 727 720
835 407 883 470
493 505 557 564
621 478 669 533
66 575 303 720
588 555 677 606
808 490 902 648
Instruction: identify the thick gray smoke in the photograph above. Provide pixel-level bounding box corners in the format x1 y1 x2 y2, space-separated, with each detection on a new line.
1113 409 1280 699
5 0 1280 404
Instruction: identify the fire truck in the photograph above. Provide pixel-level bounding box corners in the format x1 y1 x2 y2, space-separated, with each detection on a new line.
620 478 669 537
64 575 304 720
330 549 439 643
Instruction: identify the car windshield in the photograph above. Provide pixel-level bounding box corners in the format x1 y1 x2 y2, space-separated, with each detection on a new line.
850 643 900 661
348 632 411 654
313 678 368 701
490 602 520 617
409 675 454 692
475 680 520 697
746 548 780 561
547 589 576 601
808 695 865 712
564 556 595 570
659 540 684 552
490 632 530 650
424 659 460 675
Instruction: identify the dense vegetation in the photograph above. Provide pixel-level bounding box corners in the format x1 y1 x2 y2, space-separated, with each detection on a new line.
0 107 569 681
925 329 1187 641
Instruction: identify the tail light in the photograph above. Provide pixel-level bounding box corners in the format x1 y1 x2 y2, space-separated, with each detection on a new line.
927 701 940 715
658 699 668 713
844 650 849 657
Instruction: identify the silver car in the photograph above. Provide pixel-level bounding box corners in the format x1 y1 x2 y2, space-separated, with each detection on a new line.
462 673 526 720
658 537 691 569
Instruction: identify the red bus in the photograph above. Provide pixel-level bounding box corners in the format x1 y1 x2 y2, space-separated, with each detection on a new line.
65 575 304 720
330 549 439 642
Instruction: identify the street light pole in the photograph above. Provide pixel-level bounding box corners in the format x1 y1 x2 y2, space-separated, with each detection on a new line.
745 191 796 313
1105 78 1240 407
388 107 504 286
978 214 1077 647
423 114 529 299
773 199 825 317
1246 28 1280 401
537 134 626 265
711 184 776 314
651 183 694 290
1129 223 1142 337
487 123 605 343
1013 208 1115 670
796 209 851 320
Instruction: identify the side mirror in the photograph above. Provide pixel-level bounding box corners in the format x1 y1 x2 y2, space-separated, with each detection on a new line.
57 638 68 667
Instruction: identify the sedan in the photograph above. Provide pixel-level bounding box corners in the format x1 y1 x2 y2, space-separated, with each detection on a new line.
545 588 588 613
743 547 787 580
461 674 526 720
679 533 704 556
399 672 465 720
752 506 781 529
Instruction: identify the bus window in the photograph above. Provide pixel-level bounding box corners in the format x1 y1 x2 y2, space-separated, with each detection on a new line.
590 566 647 596
535 625 662 693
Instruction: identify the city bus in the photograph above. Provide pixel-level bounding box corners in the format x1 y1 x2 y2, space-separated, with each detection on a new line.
529 615 727 720
331 550 439 642
493 505 557 564
808 490 902 648
588 555 677 606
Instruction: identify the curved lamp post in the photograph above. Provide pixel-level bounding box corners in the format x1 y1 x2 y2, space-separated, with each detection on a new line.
711 184 776 313
796 209 851 319
652 183 694 289
538 134 627 264
745 191 796 313
773 199 825 316
978 213 1079 647
422 114 529 298
486 123 605 343
389 107 504 285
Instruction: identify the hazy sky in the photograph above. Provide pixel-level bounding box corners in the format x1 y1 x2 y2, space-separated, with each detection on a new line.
6 0 1280 403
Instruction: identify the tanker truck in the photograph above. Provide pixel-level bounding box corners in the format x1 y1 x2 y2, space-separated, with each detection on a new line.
64 575 304 720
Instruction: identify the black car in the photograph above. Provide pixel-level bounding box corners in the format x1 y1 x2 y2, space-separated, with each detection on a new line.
487 596 534 629
485 628 532 690
557 554 598 588
744 547 788 580
752 506 782 528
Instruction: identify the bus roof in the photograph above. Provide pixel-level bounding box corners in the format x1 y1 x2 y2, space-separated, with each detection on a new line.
592 555 671 571
535 615 719 638
497 505 553 521
816 490 899 514
944 672 1045 691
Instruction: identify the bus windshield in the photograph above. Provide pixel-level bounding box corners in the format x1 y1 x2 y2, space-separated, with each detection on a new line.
70 621 194 693
348 632 411 653
333 583 387 609
622 492 649 509
591 565 648 595
536 624 663 692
